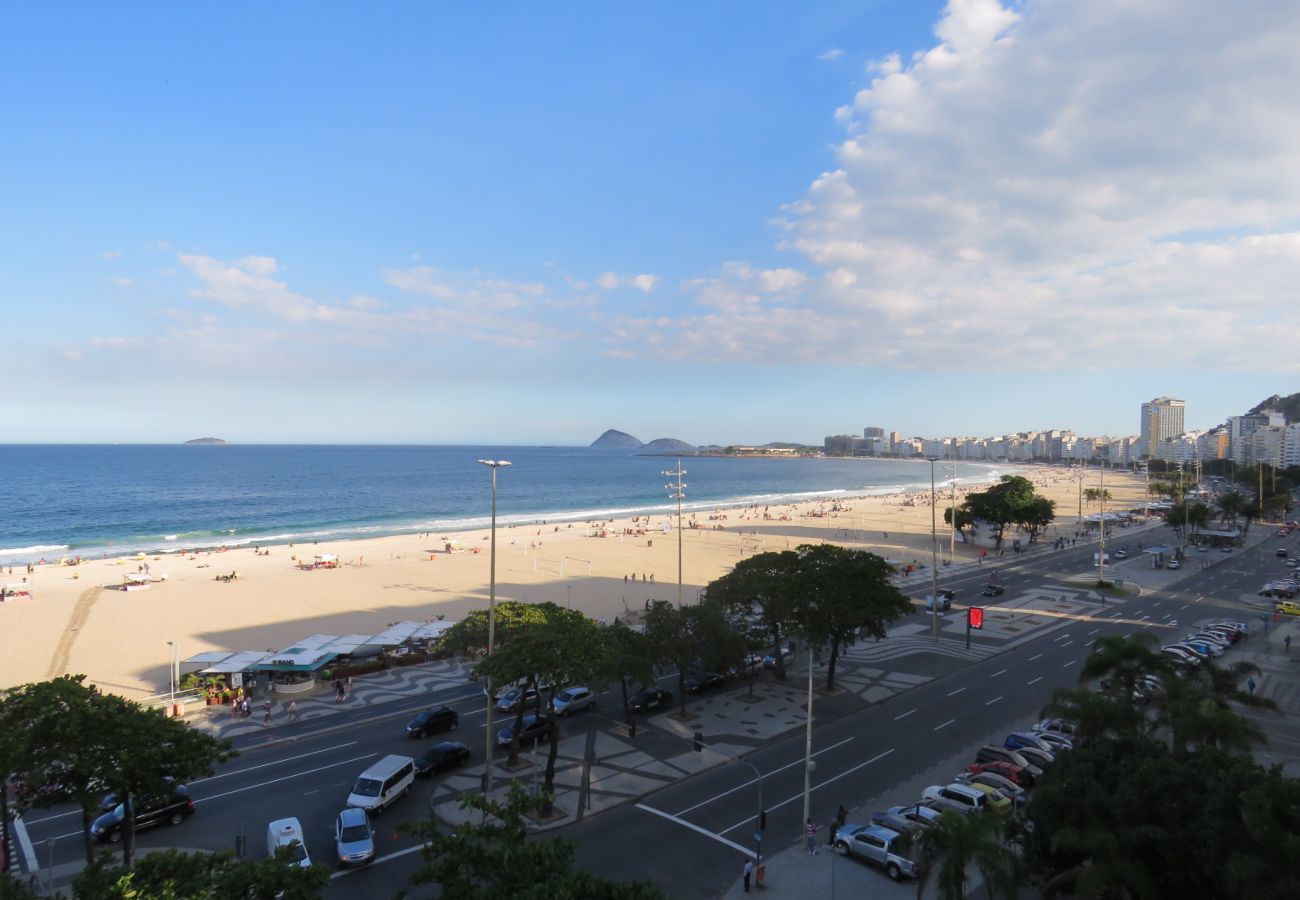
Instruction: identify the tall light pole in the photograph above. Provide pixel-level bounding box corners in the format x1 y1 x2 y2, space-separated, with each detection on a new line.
477 459 511 796
1142 461 1150 520
166 641 176 702
1098 460 1107 584
948 462 957 563
801 644 815 832
663 461 687 607
925 455 941 643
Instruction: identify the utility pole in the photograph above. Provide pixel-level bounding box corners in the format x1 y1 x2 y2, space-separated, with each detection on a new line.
801 645 815 832
949 462 957 563
1098 460 1107 584
477 459 511 797
664 461 687 607
926 455 941 643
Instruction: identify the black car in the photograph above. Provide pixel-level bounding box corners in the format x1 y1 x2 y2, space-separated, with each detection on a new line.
89 787 194 843
405 705 459 738
496 713 551 747
684 671 725 694
628 686 673 713
981 585 1005 597
415 741 471 777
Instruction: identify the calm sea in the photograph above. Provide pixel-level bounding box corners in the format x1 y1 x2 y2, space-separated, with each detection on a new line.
0 445 1009 564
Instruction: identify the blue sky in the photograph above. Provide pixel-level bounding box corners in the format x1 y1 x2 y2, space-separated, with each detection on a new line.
4 1 1296 445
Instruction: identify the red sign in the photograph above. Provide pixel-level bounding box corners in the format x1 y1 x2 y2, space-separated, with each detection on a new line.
968 607 985 629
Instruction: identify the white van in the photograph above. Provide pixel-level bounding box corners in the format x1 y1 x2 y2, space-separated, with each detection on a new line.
347 754 415 813
266 817 311 868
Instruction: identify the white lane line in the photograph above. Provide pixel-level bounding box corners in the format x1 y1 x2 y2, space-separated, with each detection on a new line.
1060 641 1073 649
1028 676 1043 685
933 719 955 731
894 708 917 721
990 669 1007 678
985 696 1003 706
13 814 38 871
332 841 428 878
720 749 897 835
1088 628 1100 636
640 803 759 858
673 737 854 817
1029 653 1043 661
22 741 366 826
947 687 966 697
1054 633 1071 642
1062 659 1076 668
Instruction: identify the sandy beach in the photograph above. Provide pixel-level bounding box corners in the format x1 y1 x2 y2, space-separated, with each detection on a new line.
0 466 1148 699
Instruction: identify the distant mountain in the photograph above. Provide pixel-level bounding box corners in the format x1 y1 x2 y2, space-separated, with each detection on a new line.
1247 393 1300 423
642 437 695 452
184 437 227 445
590 429 643 449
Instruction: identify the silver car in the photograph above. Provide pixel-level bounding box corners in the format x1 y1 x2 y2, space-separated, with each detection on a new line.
549 686 596 716
834 824 922 880
334 807 374 867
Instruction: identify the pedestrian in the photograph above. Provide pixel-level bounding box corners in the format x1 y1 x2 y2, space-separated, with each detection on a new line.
231 698 240 720
263 701 272 725
336 681 345 702
743 857 754 892
804 817 818 855
1247 676 1257 695
288 700 299 721
1287 635 1293 654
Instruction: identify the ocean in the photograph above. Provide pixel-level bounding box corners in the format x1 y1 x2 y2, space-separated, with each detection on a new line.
0 445 1009 564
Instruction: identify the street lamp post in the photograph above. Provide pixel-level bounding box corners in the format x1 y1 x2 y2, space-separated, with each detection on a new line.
1098 460 1107 584
663 461 687 607
477 459 511 796
801 644 815 834
166 641 176 702
925 455 941 643
949 463 957 564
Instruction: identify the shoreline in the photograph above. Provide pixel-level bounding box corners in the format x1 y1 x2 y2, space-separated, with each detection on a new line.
1 461 1025 566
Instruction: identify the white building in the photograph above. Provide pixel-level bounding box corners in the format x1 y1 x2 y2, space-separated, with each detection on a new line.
1139 397 1185 459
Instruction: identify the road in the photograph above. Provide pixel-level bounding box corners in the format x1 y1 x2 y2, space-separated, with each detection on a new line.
18 523 1293 898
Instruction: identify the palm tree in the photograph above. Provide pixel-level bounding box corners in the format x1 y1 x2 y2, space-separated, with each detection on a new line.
1083 488 1112 510
1039 685 1149 747
1216 491 1245 527
915 809 1022 900
1079 633 1173 705
1152 659 1278 755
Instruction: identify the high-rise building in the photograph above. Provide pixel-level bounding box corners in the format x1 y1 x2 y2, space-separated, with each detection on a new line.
864 426 885 439
1139 397 1185 458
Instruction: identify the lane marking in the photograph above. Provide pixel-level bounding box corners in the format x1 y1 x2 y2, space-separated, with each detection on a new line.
1029 653 1043 661
933 719 955 731
894 708 917 721
947 687 966 697
673 737 854 817
640 803 758 858
1088 628 1099 636
13 814 38 872
719 749 897 835
332 841 428 878
990 669 1007 678
985 696 1002 706
1062 660 1076 668
1060 641 1073 649
1028 676 1043 685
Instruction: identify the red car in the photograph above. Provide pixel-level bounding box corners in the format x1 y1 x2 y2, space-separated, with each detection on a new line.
967 760 1034 787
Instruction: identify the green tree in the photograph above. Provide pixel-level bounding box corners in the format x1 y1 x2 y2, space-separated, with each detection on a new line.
943 505 977 543
1079 633 1173 709
959 476 1055 549
790 544 912 691
1165 501 1210 538
399 784 667 899
602 620 656 731
914 808 1022 900
703 551 801 679
1151 658 1276 756
1038 685 1147 748
70 847 329 900
1216 490 1245 527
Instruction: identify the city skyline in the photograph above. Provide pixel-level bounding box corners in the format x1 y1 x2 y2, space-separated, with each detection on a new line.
5 1 1299 444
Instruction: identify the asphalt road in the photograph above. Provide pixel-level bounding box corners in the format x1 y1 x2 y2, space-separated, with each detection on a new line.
19 523 1294 899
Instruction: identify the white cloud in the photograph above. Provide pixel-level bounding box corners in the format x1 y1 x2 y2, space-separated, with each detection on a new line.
594 272 658 292
818 48 844 61
747 0 1300 371
108 277 134 287
179 254 341 323
100 250 122 260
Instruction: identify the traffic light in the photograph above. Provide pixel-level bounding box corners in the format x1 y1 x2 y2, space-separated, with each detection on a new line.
693 731 704 752
968 606 985 629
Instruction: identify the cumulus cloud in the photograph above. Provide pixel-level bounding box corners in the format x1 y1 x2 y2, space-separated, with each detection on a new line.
593 271 658 293
603 0 1300 371
179 254 342 323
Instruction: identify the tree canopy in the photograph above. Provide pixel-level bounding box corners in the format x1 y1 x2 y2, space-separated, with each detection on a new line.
957 476 1057 548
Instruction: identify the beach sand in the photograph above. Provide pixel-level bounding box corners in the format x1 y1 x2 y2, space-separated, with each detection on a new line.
0 466 1149 699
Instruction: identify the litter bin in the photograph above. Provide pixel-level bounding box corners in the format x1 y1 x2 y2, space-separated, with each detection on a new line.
756 862 766 884
172 703 185 719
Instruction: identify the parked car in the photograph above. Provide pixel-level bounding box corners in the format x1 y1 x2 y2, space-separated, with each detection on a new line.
887 804 944 829
685 671 726 694
922 783 997 816
868 810 922 835
955 770 1025 801
730 653 764 677
763 647 794 669
415 741 471 777
1181 638 1224 658
405 705 458 738
1031 718 1078 738
89 787 194 843
918 795 972 816
1032 730 1073 753
1014 745 1056 770
549 686 596 716
1166 560 1182 569
1278 548 1289 558
627 686 673 713
981 585 1005 597
1004 732 1053 754
974 745 1043 778
957 781 1013 817
966 760 1035 787
266 817 311 868
333 807 375 867
834 825 923 880
496 714 551 748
